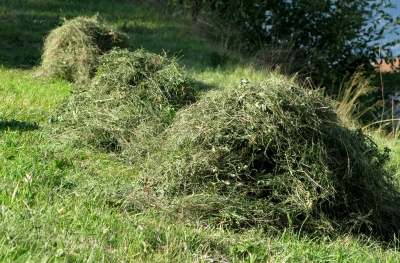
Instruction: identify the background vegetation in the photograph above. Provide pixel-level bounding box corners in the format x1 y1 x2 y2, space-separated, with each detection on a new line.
169 0 400 86
1 0 400 262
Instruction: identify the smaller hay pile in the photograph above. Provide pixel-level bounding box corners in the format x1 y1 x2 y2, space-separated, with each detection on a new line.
134 75 400 238
39 16 131 84
54 47 197 162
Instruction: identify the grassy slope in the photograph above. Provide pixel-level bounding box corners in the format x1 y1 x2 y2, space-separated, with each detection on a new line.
0 0 400 262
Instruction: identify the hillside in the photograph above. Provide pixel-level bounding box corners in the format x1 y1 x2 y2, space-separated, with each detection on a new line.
1 1 400 262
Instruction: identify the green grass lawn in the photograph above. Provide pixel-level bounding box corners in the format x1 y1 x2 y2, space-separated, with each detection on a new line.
1 0 400 262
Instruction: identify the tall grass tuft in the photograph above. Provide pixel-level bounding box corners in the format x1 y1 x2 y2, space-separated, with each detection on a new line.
333 67 379 129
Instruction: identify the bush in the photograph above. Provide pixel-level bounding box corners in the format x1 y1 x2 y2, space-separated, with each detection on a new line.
52 48 197 162
167 0 396 87
39 15 131 84
135 74 400 238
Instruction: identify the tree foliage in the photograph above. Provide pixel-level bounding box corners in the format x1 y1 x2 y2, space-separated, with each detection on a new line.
171 0 399 86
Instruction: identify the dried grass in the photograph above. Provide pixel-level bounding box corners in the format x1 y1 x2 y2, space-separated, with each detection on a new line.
131 74 400 238
39 15 131 84
52 48 197 162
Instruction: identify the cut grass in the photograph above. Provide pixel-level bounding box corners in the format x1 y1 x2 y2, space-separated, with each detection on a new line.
0 0 226 71
0 0 400 262
135 74 399 238
51 47 198 162
38 15 131 84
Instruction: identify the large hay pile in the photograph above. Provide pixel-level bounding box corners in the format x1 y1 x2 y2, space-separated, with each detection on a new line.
40 16 131 84
43 15 399 238
133 75 400 237
53 48 197 162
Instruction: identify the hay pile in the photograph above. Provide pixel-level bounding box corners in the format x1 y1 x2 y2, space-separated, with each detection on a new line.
40 16 131 84
43 17 399 238
53 47 197 162
133 75 400 237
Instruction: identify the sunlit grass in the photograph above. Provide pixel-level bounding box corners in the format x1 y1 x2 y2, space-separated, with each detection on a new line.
0 0 399 262
0 69 72 121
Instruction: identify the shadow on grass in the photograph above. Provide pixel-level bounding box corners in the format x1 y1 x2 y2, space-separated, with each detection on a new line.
0 0 239 72
0 1 124 68
0 120 39 132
